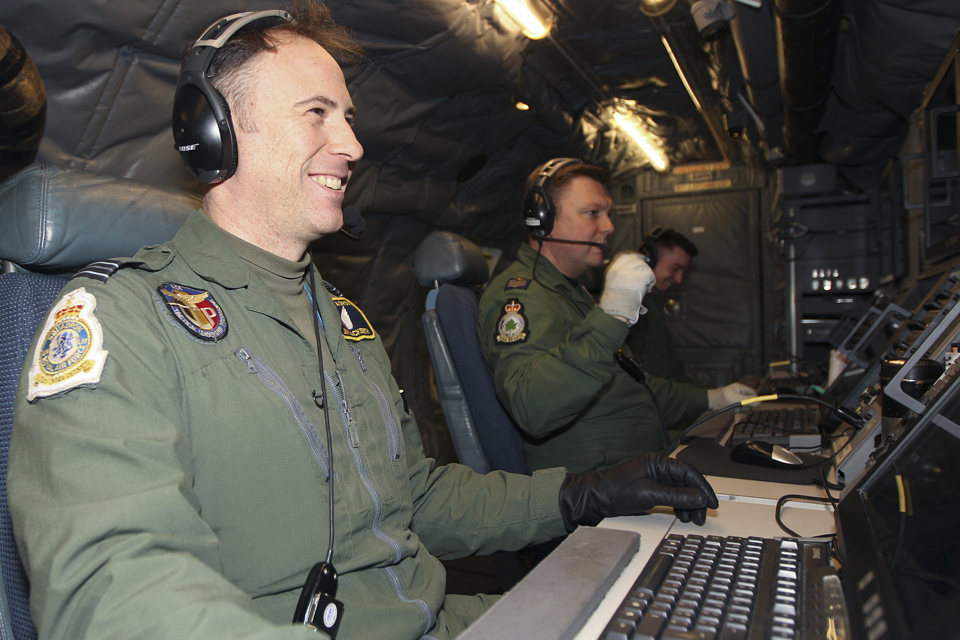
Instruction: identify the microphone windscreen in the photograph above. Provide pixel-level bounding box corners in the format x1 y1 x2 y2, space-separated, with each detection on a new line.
342 206 365 234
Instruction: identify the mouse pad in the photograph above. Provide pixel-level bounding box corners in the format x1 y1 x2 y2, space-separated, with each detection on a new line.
675 437 831 485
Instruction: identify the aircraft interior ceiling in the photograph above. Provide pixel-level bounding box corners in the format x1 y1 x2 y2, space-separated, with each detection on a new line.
2 0 960 459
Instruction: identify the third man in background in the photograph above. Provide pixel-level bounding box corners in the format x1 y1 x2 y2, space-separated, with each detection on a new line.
625 227 707 387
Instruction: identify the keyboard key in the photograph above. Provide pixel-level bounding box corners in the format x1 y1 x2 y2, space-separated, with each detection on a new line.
633 552 673 595
602 620 634 640
661 628 716 640
633 612 668 640
717 623 747 640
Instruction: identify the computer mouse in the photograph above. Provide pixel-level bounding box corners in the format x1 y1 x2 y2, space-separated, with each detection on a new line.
730 440 804 469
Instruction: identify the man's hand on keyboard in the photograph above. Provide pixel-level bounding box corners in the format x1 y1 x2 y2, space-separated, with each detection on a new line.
558 453 719 531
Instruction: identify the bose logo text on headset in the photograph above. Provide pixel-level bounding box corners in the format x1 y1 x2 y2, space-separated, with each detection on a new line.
522 157 582 239
172 10 292 185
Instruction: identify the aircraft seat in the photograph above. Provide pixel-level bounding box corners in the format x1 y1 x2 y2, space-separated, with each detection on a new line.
414 231 528 476
0 163 198 640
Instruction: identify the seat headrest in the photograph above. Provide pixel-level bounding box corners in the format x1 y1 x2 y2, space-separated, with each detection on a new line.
0 164 200 273
414 231 490 288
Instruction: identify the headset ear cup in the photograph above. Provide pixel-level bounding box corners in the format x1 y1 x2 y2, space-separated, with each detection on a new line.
644 241 658 268
172 77 235 184
523 187 553 238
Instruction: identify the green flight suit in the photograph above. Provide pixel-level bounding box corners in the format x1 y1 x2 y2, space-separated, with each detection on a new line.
624 294 708 387
9 212 568 640
478 244 708 474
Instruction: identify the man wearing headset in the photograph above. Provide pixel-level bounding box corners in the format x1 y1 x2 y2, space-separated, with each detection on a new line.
8 4 718 640
478 160 754 474
625 227 710 386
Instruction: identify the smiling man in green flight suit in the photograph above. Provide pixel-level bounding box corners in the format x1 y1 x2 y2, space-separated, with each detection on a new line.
7 6 719 640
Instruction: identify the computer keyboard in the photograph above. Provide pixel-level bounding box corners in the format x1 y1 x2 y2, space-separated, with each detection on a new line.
601 534 837 640
727 407 822 449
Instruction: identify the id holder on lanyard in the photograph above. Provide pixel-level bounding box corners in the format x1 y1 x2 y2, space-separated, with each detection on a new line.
293 561 344 637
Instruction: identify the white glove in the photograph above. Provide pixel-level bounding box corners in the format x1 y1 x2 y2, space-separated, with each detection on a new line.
599 252 657 326
707 382 758 410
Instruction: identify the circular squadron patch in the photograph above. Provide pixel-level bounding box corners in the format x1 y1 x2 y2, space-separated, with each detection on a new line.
495 299 529 344
158 282 228 342
28 287 109 401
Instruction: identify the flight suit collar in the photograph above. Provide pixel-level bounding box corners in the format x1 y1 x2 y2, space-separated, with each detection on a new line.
515 243 596 309
170 211 335 356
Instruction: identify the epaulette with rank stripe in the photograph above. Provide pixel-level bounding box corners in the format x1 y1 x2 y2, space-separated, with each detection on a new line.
70 260 123 282
323 281 343 296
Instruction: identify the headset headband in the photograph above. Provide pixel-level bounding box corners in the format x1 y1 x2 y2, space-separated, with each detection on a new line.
173 10 294 184
523 158 581 234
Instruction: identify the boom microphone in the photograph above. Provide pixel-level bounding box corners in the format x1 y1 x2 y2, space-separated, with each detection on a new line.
541 236 607 250
340 206 365 241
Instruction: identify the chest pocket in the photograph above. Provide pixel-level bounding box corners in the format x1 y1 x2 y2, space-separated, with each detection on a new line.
235 346 331 480
348 345 402 461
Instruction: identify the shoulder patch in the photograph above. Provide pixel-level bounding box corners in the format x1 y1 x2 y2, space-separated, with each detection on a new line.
332 297 375 342
27 288 109 401
70 260 123 282
495 299 529 344
504 277 531 291
157 282 228 342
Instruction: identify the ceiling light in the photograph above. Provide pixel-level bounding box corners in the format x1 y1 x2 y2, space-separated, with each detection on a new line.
638 0 678 17
610 109 670 172
515 101 530 110
493 0 554 40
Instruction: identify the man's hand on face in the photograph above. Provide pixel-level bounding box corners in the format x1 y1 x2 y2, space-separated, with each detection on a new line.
599 251 657 326
559 453 719 530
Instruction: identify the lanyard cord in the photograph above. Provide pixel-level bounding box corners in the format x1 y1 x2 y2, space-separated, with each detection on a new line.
307 267 335 565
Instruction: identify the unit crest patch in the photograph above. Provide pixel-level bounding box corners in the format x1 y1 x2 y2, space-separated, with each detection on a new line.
495 299 529 344
333 297 375 341
158 283 228 342
28 288 108 401
504 277 531 291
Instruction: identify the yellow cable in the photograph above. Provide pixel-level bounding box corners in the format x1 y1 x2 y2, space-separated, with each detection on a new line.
741 394 779 406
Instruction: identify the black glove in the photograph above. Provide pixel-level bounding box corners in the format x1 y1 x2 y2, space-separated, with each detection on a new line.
559 453 719 532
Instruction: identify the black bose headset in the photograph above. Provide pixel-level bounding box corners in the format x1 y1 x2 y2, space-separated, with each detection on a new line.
172 10 292 184
639 226 673 268
522 157 581 239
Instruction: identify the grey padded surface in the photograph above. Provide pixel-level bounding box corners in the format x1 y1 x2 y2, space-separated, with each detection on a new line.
0 164 199 273
460 527 640 640
413 231 489 287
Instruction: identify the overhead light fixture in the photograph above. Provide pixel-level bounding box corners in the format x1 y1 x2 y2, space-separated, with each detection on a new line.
638 0 678 16
515 101 530 111
610 108 670 172
493 0 554 40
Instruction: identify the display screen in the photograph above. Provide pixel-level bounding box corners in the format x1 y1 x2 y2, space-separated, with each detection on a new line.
861 414 960 631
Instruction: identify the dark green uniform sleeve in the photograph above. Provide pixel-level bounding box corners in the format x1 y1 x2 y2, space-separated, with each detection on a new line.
625 296 709 388
9 280 317 640
365 346 569 559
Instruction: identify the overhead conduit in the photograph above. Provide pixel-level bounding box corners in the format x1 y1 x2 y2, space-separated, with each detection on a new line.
773 0 841 164
728 0 784 157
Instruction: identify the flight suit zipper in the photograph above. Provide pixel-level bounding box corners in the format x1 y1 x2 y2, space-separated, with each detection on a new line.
350 345 402 460
234 347 330 481
324 370 435 634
